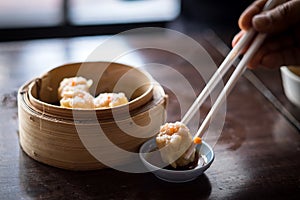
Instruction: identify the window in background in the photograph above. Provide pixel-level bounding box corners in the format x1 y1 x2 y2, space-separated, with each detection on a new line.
69 0 181 25
0 0 181 41
0 0 180 28
0 0 63 28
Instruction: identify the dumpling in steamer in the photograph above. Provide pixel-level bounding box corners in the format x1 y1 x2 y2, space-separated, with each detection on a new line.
156 121 195 168
94 92 128 108
57 76 129 109
60 90 94 109
58 76 93 98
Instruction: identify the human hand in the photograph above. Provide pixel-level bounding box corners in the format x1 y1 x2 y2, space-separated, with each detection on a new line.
232 0 300 69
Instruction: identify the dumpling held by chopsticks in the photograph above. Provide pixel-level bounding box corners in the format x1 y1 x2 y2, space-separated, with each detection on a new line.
156 121 195 168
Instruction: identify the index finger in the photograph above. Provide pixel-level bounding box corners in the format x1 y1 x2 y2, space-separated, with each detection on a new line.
239 0 268 30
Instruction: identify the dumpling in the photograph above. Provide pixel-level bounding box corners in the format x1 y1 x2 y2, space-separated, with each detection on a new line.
58 76 93 98
57 76 129 109
94 92 128 108
60 90 94 109
156 121 195 168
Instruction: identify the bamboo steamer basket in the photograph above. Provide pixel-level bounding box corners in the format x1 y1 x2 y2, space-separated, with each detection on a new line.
18 62 168 170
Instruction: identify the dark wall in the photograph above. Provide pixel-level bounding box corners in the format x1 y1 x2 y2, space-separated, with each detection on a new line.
181 0 253 26
180 0 254 45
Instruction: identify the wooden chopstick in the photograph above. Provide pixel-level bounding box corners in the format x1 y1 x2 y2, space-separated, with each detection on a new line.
184 0 282 159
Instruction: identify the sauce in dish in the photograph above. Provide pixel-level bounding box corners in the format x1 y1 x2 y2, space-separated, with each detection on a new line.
146 147 207 171
139 137 214 182
288 66 300 77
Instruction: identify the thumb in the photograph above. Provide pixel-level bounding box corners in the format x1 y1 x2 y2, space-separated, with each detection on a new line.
252 0 300 33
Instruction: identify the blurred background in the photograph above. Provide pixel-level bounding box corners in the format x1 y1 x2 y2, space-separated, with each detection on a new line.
0 0 253 45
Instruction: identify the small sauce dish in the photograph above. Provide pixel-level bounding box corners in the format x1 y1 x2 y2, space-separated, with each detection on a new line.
280 66 300 108
139 138 214 183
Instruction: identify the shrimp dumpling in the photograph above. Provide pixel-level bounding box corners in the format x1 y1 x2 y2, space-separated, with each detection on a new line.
60 90 94 109
156 121 195 168
94 92 128 108
57 76 129 109
58 76 93 98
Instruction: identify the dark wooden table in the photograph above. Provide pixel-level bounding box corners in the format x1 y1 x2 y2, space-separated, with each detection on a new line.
0 28 299 200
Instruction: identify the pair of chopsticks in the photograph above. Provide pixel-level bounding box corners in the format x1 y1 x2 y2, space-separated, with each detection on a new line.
184 0 282 159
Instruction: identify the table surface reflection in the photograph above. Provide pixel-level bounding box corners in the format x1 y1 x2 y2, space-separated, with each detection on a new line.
0 29 299 200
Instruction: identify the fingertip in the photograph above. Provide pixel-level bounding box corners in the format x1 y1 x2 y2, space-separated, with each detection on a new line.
252 14 272 32
238 12 252 30
238 0 268 30
232 31 244 47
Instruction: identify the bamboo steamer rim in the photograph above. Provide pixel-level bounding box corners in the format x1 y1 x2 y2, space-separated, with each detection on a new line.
26 62 156 121
19 82 167 124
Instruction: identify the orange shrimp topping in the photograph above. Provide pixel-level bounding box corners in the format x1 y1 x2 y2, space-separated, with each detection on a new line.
160 123 179 135
104 95 112 105
71 80 76 86
193 137 202 144
169 126 179 134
